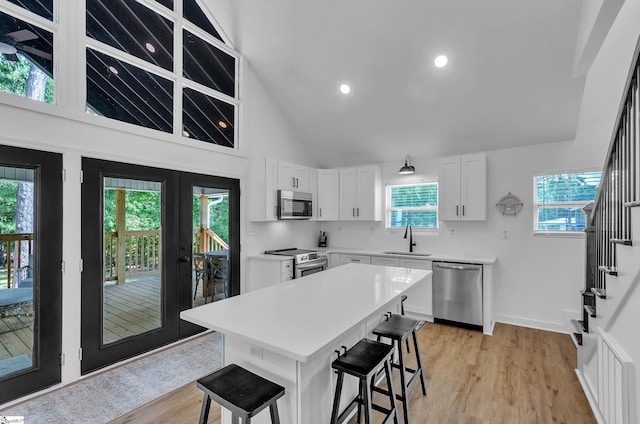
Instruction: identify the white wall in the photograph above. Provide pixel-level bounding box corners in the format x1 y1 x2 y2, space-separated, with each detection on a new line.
319 141 599 333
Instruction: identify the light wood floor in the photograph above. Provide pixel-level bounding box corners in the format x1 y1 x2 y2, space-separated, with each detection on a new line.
109 322 595 424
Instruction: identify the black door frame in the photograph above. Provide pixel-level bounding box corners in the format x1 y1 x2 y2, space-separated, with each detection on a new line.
0 144 63 404
178 172 240 338
80 158 240 373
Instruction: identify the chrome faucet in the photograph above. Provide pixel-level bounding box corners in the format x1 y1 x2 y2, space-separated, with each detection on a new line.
404 224 416 252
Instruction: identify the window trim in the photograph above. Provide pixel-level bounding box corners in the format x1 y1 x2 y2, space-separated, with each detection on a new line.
532 169 601 236
385 182 439 232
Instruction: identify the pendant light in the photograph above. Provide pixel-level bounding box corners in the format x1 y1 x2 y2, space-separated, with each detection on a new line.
398 155 415 175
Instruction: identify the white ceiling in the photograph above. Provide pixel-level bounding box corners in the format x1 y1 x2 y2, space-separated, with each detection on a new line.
221 0 590 167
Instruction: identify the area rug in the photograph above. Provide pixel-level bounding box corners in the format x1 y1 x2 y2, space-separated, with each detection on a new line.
0 332 222 423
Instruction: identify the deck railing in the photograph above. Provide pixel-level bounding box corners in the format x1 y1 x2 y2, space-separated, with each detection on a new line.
193 228 229 252
103 228 228 284
104 230 161 283
588 39 640 293
0 233 33 289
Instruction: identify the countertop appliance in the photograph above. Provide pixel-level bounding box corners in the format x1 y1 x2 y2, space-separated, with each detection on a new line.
264 248 328 278
432 261 483 330
277 190 313 220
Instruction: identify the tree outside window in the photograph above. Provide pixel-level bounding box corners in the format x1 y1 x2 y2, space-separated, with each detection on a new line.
386 183 438 230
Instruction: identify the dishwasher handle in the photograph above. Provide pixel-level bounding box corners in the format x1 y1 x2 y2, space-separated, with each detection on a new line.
433 262 481 271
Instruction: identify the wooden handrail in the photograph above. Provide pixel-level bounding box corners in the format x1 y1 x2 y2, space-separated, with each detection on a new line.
0 233 34 289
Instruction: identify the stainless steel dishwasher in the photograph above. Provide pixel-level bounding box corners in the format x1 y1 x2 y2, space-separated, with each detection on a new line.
432 261 483 329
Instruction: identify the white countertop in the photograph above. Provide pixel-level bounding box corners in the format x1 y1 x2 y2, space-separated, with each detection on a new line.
180 263 430 362
327 247 496 265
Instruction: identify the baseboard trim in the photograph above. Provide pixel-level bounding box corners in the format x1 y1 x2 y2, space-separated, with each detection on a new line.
494 314 570 334
575 369 605 424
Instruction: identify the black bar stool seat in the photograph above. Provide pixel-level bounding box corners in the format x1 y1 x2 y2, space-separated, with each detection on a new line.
331 338 398 424
197 363 285 424
373 314 427 424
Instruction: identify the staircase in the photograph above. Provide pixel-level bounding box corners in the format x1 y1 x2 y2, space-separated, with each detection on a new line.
573 35 640 424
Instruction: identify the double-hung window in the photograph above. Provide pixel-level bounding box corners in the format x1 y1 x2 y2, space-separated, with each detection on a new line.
386 182 438 230
533 171 602 234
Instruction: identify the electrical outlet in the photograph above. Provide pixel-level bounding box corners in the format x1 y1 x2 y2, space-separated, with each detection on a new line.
449 229 456 237
502 230 509 240
250 345 263 359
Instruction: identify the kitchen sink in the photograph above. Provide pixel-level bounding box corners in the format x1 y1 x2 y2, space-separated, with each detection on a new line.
382 251 432 257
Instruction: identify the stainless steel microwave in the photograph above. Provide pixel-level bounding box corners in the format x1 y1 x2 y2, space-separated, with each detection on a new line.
277 190 313 220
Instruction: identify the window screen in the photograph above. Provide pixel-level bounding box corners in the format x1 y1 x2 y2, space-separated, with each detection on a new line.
386 183 438 230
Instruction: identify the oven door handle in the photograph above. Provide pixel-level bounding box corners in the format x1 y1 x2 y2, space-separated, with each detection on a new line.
296 260 328 270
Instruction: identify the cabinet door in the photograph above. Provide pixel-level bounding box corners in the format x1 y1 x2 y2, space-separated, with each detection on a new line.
309 168 318 221
250 157 278 221
371 256 400 266
460 154 486 221
339 168 358 220
318 169 340 220
294 165 310 192
277 160 297 190
439 157 462 221
399 259 432 316
356 166 381 221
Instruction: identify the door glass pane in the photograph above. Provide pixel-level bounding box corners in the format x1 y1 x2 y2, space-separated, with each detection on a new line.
0 166 35 378
102 178 162 345
192 186 229 307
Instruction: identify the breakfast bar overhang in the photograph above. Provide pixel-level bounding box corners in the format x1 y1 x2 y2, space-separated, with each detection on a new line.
180 263 431 424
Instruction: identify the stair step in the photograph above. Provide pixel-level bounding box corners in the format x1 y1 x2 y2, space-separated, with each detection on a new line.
598 265 618 276
591 287 606 299
571 318 587 333
584 304 596 318
611 238 633 246
571 332 583 347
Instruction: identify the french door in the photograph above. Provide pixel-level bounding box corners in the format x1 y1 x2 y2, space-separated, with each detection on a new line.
0 145 63 404
80 158 239 374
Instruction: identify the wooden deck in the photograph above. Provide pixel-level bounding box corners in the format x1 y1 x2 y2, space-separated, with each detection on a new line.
0 271 215 375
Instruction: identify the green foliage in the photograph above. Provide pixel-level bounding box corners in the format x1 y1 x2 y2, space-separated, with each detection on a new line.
0 181 18 234
389 183 438 229
0 55 54 103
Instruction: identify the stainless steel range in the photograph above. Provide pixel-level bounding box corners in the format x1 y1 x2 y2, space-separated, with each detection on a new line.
264 248 328 278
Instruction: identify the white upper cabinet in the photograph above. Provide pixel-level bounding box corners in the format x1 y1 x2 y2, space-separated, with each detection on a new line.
250 157 278 221
317 169 340 221
277 160 310 192
339 166 382 221
439 153 487 221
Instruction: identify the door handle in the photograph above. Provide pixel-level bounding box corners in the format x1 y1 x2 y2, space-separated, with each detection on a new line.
180 256 191 263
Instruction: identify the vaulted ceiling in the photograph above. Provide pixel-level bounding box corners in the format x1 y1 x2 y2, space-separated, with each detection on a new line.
215 0 618 168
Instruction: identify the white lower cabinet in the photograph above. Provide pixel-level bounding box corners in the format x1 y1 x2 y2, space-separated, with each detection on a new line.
247 257 293 292
340 254 371 265
399 259 432 317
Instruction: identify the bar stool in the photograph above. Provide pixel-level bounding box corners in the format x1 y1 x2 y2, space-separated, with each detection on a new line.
197 363 285 424
330 338 398 424
373 314 427 424
400 295 410 353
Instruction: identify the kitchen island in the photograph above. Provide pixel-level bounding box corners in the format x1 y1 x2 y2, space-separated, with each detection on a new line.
180 263 431 424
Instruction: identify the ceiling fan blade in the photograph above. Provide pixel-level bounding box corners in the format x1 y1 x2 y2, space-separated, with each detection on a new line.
17 45 52 61
6 29 38 42
3 53 19 61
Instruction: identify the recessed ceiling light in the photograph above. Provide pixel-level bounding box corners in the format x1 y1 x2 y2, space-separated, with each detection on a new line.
107 65 119 75
218 120 228 129
434 55 448 68
339 84 351 94
145 42 156 53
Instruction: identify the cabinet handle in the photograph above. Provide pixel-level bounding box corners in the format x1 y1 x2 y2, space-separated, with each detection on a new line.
274 205 278 217
357 207 359 217
291 177 295 188
352 259 361 262
296 178 299 188
319 208 322 217
462 205 465 216
456 205 459 216
353 208 355 217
